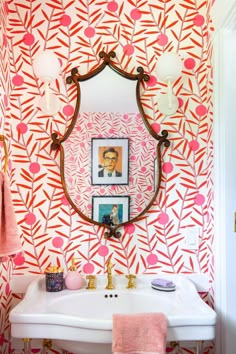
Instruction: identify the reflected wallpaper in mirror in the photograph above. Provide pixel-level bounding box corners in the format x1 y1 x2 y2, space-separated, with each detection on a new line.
63 111 158 221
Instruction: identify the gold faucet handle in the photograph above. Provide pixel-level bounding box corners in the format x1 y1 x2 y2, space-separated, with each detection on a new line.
86 275 96 290
126 274 136 289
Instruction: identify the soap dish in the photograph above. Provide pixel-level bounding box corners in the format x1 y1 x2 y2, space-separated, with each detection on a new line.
151 284 176 292
151 278 176 292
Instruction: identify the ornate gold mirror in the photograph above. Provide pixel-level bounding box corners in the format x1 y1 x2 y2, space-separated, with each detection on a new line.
51 51 170 238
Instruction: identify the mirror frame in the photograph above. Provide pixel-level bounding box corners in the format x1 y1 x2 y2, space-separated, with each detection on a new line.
51 51 170 239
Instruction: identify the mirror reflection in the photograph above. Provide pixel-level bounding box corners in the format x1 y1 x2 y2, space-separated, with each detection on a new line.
52 52 170 238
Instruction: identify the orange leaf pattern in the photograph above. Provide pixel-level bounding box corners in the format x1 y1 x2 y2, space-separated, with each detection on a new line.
0 0 215 353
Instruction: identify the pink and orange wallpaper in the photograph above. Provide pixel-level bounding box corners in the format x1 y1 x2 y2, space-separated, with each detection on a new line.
0 0 214 353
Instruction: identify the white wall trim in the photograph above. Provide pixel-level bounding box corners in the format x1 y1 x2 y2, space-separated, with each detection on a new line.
212 0 236 31
213 29 227 354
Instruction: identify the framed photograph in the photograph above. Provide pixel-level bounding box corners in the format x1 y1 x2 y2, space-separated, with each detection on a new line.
91 138 129 185
92 196 130 226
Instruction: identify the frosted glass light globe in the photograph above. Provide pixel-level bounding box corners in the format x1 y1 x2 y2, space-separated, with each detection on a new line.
156 52 183 82
33 51 61 82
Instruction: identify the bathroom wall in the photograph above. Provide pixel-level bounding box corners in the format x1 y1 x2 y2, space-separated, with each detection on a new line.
0 1 16 352
1 0 215 353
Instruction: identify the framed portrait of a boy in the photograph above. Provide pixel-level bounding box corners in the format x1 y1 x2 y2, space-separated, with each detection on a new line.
91 138 129 185
92 196 130 226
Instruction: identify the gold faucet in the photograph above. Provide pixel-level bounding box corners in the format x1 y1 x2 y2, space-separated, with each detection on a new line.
126 274 136 289
105 259 115 290
86 275 96 290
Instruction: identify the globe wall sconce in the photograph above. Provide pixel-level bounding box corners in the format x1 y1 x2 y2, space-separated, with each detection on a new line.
33 50 61 116
156 52 183 116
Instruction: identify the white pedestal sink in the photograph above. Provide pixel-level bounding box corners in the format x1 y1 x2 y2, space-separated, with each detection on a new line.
9 274 216 354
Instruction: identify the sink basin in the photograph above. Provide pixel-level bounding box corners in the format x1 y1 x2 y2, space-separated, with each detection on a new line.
49 289 174 319
9 274 216 354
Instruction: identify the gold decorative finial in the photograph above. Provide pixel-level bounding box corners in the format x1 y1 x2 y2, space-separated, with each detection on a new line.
105 259 115 290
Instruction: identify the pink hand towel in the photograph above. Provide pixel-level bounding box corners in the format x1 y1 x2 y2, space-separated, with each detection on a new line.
112 313 167 354
0 172 22 257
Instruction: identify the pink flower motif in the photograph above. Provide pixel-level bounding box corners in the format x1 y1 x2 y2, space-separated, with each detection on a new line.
194 193 205 206
13 254 25 266
147 185 152 191
107 1 118 12
158 212 169 225
146 75 157 87
157 34 168 46
178 97 183 108
16 122 28 134
29 162 40 174
184 58 196 70
12 74 24 86
137 193 142 199
151 123 161 134
63 104 74 116
25 212 36 225
84 26 96 38
162 162 173 174
52 236 64 248
123 44 134 56
129 176 134 183
196 104 207 116
141 166 146 172
124 223 135 234
130 8 142 20
189 140 199 151
98 245 109 257
23 33 35 46
193 14 205 27
130 155 136 161
60 14 71 26
61 195 70 206
123 114 128 120
147 253 158 265
83 262 94 274
137 206 142 212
